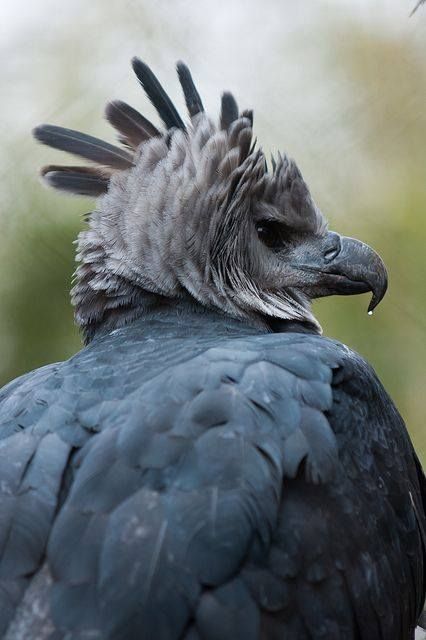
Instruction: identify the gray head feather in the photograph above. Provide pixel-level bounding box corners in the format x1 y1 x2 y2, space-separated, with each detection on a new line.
73 108 325 340
34 61 336 342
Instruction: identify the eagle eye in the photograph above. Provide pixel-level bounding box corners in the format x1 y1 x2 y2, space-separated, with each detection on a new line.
256 220 288 250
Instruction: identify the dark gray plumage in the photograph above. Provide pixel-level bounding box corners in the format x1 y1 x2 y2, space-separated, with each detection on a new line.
220 91 239 130
33 124 134 168
1 59 425 640
105 100 161 149
176 61 204 118
132 57 186 131
41 165 111 196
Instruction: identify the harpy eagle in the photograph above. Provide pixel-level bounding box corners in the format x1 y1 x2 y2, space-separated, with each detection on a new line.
0 59 424 640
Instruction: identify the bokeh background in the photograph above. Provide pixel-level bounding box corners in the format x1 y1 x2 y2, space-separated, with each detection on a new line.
0 0 425 461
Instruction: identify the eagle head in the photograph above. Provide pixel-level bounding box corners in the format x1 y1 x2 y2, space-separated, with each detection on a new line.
33 59 387 341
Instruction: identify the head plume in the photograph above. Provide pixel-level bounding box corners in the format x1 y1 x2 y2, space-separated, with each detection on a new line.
34 59 386 342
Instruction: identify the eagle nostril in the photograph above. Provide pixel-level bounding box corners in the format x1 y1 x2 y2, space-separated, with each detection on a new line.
323 235 341 262
324 246 340 262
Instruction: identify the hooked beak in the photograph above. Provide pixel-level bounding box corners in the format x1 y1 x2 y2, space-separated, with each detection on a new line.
298 233 388 313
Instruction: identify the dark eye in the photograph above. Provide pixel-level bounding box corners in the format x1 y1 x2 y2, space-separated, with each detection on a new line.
256 220 287 249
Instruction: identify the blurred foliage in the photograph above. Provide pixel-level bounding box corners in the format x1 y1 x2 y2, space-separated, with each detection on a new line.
0 1 424 461
314 20 426 459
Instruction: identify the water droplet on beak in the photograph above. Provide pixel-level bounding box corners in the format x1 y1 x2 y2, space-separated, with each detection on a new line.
368 310 373 316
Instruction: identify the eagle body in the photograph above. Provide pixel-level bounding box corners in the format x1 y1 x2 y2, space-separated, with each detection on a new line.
1 58 424 638
1 307 424 639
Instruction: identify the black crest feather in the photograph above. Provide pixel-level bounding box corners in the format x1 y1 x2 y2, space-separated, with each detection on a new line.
34 60 254 199
241 109 253 128
132 58 186 131
176 62 204 118
105 100 160 149
220 92 239 130
33 125 133 169
41 165 110 196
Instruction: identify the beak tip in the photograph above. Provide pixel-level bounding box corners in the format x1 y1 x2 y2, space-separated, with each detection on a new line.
367 297 377 313
367 274 388 314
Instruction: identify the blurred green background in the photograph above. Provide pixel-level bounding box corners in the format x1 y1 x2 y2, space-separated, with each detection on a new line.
0 0 425 461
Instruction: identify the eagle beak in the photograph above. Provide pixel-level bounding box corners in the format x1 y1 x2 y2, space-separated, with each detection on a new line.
299 233 388 312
